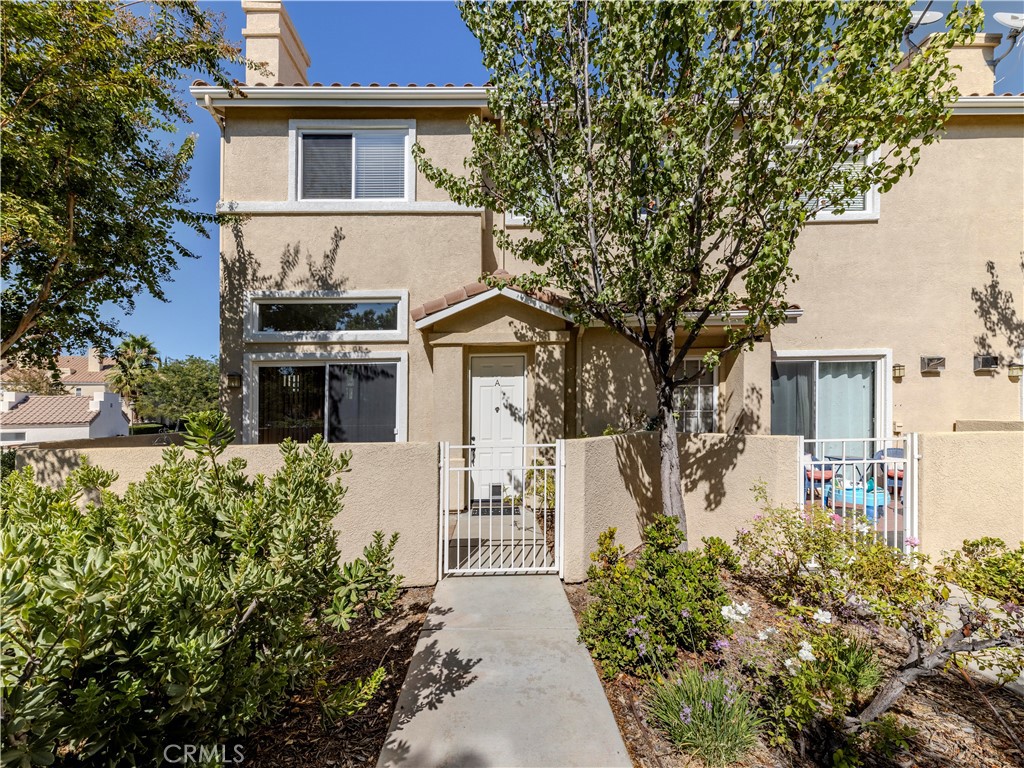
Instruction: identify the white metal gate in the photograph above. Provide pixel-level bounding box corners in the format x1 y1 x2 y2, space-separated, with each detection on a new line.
799 435 919 551
439 441 564 577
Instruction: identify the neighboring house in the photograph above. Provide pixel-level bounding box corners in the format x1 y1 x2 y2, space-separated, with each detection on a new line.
0 349 116 399
193 1 1023 455
0 392 129 446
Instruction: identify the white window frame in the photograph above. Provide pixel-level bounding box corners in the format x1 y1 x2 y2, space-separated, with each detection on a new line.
772 349 892 439
288 119 416 205
244 290 409 344
782 144 881 223
674 357 719 434
506 210 530 227
242 350 409 445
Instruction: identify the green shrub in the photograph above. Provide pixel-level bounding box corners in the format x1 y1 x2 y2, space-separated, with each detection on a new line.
0 411 402 766
702 536 740 573
0 447 14 481
937 537 1024 604
647 667 761 767
579 516 729 678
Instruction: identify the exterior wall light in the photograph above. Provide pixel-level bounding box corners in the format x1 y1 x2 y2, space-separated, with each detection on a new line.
1008 362 1024 379
226 372 243 389
892 363 906 379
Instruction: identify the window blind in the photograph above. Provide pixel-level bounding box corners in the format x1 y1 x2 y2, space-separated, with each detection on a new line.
302 134 353 199
355 132 406 199
801 159 867 213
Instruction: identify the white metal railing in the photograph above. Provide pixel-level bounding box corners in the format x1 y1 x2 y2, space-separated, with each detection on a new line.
799 436 918 552
439 441 563 576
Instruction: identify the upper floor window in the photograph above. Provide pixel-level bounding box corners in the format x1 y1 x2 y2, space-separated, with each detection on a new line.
246 290 409 343
289 120 415 203
792 147 880 222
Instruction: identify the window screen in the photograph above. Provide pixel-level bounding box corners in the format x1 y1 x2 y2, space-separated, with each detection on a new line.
301 132 405 200
301 134 353 199
327 363 398 442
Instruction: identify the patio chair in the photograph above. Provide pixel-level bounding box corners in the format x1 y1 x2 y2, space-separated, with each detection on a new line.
803 454 835 503
872 447 906 496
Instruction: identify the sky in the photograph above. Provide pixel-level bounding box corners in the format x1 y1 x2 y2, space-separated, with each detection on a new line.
106 0 1024 362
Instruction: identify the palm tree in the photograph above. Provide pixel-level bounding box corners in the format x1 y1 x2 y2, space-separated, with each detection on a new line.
107 334 159 423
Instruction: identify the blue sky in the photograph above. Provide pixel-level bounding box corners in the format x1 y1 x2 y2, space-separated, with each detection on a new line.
108 0 1024 361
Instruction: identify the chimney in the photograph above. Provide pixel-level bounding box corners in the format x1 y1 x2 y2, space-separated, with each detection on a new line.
88 347 103 372
927 32 1002 96
241 0 311 86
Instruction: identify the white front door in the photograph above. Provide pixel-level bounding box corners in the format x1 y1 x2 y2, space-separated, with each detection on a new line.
470 355 526 502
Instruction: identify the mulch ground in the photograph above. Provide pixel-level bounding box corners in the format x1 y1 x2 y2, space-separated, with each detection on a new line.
564 572 1024 768
243 586 433 767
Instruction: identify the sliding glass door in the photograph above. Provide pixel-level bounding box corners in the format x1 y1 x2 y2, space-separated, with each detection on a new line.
771 357 879 457
258 362 398 444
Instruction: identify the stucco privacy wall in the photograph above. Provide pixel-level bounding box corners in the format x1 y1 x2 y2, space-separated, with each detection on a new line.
561 432 801 582
916 432 1024 559
772 117 1024 433
954 420 1024 432
16 442 440 587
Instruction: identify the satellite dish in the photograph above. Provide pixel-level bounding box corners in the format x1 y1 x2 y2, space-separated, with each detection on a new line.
910 10 943 26
993 12 1024 32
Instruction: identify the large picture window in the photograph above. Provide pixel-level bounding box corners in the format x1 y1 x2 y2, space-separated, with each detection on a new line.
256 361 400 444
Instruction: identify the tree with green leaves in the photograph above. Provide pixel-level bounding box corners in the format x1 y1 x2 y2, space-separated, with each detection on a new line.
137 355 219 429
0 1 244 365
416 0 980 541
107 334 159 422
0 365 67 396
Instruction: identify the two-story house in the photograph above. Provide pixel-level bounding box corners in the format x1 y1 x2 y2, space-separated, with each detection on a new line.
193 1 1023 473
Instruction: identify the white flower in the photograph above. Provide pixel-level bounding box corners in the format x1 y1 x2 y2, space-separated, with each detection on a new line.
757 627 778 641
784 657 801 676
812 609 833 625
721 601 752 623
798 641 816 662
855 522 871 535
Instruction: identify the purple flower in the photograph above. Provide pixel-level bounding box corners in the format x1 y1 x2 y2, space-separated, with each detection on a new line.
679 705 692 724
711 639 730 653
1001 602 1022 617
626 626 639 638
679 608 691 619
737 527 749 535
636 642 647 656
631 613 646 624
906 536 920 548
702 699 713 712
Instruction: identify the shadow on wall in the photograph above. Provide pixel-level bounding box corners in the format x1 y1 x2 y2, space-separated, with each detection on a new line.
972 259 1024 364
16 448 85 487
579 335 654 435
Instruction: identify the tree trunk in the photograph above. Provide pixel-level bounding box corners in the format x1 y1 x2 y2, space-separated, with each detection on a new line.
657 384 687 549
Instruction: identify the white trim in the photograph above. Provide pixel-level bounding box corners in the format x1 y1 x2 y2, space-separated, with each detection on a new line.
505 211 530 227
586 307 804 330
773 348 893 440
242 350 408 445
413 287 570 330
217 200 481 215
191 87 1022 115
244 289 409 344
288 119 416 204
785 146 882 223
675 356 720 434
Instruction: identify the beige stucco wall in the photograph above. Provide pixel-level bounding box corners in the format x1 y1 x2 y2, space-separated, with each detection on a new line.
17 442 440 587
221 107 476 203
917 432 1024 559
954 420 1024 432
770 116 1024 434
561 432 801 582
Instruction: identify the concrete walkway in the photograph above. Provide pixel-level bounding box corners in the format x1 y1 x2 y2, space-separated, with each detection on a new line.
377 576 631 768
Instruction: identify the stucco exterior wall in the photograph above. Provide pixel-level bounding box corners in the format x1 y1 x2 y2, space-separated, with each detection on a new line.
1 424 91 445
917 432 1024 559
17 442 441 587
954 420 1024 432
221 107 476 203
770 116 1024 434
561 432 801 582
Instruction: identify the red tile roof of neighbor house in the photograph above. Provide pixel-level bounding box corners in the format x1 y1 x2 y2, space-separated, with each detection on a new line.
0 395 100 426
409 270 568 322
0 355 116 385
193 80 491 88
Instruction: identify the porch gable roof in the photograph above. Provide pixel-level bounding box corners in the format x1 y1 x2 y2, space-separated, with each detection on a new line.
411 273 570 330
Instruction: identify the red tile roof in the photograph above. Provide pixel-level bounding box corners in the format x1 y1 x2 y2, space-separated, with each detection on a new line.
0 355 116 385
0 395 100 426
410 270 568 322
193 80 491 88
